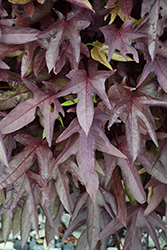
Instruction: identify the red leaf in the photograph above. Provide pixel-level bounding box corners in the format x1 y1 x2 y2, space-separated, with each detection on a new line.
23 1 35 17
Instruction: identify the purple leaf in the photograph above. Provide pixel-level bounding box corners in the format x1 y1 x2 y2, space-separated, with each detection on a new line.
21 41 40 77
0 80 64 147
51 110 126 203
65 0 94 11
136 42 167 92
77 154 99 205
119 0 133 18
108 167 127 227
38 10 90 72
107 82 167 161
63 189 116 250
98 204 167 250
57 70 114 134
100 20 145 63
141 0 167 60
0 134 52 189
144 178 167 219
1 27 39 44
0 59 9 69
0 130 9 168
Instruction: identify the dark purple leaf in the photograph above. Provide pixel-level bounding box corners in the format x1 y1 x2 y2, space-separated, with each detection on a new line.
108 167 127 227
104 136 146 204
38 10 90 72
63 188 116 250
34 48 46 76
21 41 40 77
144 178 167 219
100 20 145 63
98 204 167 250
136 42 167 92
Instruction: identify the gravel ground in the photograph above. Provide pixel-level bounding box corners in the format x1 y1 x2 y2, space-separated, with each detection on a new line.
0 212 167 250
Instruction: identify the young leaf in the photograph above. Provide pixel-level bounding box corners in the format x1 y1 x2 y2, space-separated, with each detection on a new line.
90 41 113 70
90 41 133 70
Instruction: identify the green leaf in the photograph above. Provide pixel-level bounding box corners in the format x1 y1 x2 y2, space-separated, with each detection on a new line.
57 114 64 127
61 98 78 106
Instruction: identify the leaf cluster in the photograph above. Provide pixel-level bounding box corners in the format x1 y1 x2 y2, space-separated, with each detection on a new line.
0 0 167 249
